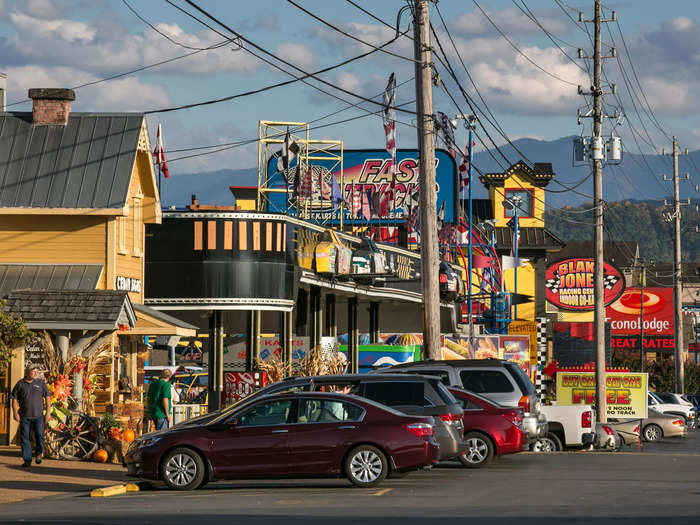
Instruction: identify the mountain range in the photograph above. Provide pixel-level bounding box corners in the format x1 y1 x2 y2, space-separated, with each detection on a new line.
160 136 700 210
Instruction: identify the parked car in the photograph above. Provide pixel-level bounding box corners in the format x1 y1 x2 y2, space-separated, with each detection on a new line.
371 359 547 443
593 422 621 450
654 392 697 429
125 392 440 490
686 394 700 412
244 374 466 461
448 387 526 467
640 409 687 442
606 420 640 447
536 405 596 451
648 392 696 429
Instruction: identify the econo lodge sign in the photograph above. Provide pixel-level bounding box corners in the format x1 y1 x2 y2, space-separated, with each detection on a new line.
545 258 625 311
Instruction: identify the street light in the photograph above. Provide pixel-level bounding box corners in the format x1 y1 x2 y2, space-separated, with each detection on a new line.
503 195 523 320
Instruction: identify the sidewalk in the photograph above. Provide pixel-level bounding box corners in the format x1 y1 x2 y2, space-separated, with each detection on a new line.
0 446 130 505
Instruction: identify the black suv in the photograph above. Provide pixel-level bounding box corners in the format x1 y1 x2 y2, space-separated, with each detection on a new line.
248 374 466 461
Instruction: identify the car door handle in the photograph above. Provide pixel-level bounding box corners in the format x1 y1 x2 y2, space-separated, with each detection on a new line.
338 425 356 430
271 429 288 433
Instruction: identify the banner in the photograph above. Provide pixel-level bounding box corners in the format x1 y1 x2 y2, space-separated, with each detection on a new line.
545 258 625 311
607 287 673 336
556 372 648 418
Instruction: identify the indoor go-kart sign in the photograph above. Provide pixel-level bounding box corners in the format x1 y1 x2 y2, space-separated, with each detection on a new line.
545 258 625 311
556 372 648 418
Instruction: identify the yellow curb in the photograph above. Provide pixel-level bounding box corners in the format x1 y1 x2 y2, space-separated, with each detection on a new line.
90 485 127 498
125 483 140 492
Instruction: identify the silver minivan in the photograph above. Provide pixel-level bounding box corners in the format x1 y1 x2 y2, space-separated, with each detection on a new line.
371 359 547 443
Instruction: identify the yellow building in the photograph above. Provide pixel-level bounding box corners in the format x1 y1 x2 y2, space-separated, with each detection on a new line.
0 88 194 444
471 161 563 322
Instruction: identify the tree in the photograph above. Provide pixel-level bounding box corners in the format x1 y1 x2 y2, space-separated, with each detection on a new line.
0 300 33 374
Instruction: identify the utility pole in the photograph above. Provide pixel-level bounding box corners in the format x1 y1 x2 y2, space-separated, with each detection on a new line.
672 138 684 393
413 0 441 359
592 0 607 423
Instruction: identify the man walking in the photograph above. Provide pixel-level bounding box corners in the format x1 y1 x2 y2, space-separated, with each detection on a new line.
11 365 51 467
147 369 172 430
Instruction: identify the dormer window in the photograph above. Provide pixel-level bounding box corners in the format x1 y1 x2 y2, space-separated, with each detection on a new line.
504 189 534 218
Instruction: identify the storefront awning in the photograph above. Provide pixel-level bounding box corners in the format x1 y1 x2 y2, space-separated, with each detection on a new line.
122 303 198 337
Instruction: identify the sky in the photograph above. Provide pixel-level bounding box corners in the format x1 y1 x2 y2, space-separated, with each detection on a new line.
1 0 700 177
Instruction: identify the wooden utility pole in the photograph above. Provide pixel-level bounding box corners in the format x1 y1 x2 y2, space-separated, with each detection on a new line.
672 137 685 393
592 0 607 423
413 0 441 359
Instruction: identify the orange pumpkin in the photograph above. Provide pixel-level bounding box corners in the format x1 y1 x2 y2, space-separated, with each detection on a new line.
122 429 135 443
93 449 108 463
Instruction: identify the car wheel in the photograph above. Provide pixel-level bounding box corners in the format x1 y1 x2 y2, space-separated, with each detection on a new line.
161 448 205 491
643 424 663 442
459 432 494 467
345 445 388 488
531 436 557 453
616 435 625 451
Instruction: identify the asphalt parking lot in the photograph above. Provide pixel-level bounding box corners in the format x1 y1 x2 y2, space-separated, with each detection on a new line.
2 430 699 524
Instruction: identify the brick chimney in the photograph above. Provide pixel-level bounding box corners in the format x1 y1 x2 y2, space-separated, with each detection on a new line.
28 88 75 125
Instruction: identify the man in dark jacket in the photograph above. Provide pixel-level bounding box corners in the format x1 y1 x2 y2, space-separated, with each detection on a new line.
11 365 51 467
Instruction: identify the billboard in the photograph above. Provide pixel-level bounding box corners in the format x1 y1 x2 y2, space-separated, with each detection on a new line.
552 322 611 366
266 149 457 224
606 287 674 336
545 258 625 311
556 372 648 418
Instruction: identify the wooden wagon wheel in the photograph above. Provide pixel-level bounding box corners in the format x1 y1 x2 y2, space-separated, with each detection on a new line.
46 411 100 460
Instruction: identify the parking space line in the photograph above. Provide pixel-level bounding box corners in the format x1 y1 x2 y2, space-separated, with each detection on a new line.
374 488 392 496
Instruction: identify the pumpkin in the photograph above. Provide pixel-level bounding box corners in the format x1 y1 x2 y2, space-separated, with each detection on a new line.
93 449 108 463
122 429 135 443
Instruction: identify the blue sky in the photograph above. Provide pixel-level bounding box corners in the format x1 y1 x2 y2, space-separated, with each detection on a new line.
1 0 699 176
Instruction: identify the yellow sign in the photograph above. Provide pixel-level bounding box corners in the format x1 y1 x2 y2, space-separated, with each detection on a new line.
556 372 648 418
508 321 538 362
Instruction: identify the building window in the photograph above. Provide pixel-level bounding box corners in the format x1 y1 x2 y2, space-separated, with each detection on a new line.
118 204 129 255
504 189 534 218
133 196 142 256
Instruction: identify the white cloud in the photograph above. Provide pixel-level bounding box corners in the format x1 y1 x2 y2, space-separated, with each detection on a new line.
5 64 169 111
335 72 362 94
450 6 569 38
10 11 96 42
275 43 317 71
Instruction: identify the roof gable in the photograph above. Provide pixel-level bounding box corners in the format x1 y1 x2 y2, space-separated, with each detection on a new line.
480 160 555 189
0 112 146 210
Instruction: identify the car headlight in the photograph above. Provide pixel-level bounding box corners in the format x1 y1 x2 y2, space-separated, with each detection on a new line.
131 436 163 451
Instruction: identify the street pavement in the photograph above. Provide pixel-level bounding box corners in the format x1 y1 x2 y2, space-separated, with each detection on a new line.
1 431 700 524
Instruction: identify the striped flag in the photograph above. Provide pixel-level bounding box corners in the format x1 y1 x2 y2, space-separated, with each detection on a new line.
152 123 170 178
382 73 396 211
299 165 313 198
437 111 456 158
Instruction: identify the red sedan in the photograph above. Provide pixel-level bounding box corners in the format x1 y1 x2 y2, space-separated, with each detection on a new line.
125 392 440 489
448 387 527 468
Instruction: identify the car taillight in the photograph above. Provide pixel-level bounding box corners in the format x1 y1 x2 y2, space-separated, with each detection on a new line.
439 274 448 283
405 422 434 437
672 419 684 426
439 413 462 425
581 411 592 429
518 396 531 413
503 410 523 428
633 425 639 433
602 425 614 436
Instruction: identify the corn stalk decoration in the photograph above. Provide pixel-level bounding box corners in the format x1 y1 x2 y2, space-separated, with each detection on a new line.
256 346 347 384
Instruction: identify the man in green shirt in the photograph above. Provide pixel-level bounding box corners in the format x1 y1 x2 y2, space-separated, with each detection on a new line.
147 369 172 430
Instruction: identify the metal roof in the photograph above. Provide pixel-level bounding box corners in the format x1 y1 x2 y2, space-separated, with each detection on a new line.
0 264 101 294
0 112 144 209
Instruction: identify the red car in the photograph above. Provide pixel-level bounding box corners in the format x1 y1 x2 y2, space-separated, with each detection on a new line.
125 392 440 490
448 387 526 468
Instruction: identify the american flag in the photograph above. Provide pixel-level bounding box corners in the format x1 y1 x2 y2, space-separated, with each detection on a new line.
437 111 456 159
299 164 313 198
459 141 474 188
382 73 396 212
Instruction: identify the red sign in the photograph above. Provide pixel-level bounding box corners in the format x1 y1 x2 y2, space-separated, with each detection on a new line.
606 287 673 336
222 372 268 407
545 258 625 311
610 336 674 351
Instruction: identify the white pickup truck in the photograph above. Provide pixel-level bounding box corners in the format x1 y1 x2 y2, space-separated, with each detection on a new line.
535 404 597 451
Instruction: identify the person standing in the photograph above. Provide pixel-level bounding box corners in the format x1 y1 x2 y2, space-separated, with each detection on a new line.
147 369 172 430
11 365 51 467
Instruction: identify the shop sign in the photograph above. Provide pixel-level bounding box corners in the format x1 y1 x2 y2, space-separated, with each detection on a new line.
556 372 648 418
508 320 538 361
606 287 673 335
610 335 674 351
267 149 457 224
222 372 268 407
545 258 625 311
24 336 45 370
116 275 142 293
